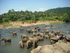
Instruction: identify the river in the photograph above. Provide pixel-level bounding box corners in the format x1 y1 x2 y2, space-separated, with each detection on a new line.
0 23 70 53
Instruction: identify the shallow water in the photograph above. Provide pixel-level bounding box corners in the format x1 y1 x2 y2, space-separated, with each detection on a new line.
0 23 70 53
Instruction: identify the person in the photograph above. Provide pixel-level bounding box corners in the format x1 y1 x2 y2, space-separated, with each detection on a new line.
57 35 60 40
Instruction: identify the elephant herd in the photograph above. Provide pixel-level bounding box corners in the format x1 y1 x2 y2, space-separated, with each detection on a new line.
0 26 70 50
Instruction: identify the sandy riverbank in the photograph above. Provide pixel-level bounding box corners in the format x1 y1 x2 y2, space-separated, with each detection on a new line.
0 20 63 29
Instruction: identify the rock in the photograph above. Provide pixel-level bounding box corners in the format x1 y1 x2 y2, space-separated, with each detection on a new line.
31 40 70 53
31 46 42 53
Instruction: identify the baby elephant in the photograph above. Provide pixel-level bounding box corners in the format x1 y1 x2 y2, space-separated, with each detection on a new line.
19 40 24 48
0 37 11 43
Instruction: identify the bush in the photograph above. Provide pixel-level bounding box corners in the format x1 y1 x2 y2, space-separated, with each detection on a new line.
2 18 9 22
63 13 70 22
21 17 26 21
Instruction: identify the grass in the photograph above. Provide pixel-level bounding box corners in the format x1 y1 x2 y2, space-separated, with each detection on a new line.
3 24 12 27
49 21 65 24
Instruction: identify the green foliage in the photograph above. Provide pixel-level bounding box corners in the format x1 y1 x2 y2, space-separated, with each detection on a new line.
58 16 64 20
39 17 43 20
9 15 17 21
2 18 9 22
0 7 70 23
21 17 26 21
62 13 70 22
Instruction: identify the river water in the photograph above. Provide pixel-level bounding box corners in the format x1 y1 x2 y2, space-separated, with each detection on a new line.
0 23 70 53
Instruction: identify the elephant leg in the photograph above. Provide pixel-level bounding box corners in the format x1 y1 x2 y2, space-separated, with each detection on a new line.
15 33 17 36
35 43 38 48
20 45 24 48
9 40 11 42
5 40 6 43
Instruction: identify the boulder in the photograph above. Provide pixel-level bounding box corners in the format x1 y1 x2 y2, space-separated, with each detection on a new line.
31 40 70 53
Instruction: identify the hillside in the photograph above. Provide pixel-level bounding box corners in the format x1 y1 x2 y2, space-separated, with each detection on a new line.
0 7 70 23
45 7 70 14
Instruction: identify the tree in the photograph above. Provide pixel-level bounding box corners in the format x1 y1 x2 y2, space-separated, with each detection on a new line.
21 17 25 21
63 13 70 22
10 15 17 21
2 18 9 22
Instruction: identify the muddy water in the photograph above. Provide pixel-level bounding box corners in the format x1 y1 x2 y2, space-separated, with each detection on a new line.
0 23 70 53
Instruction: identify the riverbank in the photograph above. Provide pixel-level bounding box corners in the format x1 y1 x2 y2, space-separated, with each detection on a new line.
0 20 64 29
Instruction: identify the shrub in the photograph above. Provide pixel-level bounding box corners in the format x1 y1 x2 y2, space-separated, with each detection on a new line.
2 18 9 22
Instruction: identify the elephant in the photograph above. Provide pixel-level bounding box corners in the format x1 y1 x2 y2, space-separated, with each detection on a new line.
58 33 63 39
41 31 44 33
22 38 27 43
50 36 59 44
57 31 60 34
37 33 40 36
45 35 49 39
33 37 38 48
10 32 17 36
35 26 40 31
40 33 44 38
48 33 55 39
34 26 39 29
51 30 56 33
65 35 70 42
20 28 23 32
26 40 32 49
51 30 60 35
26 29 32 33
44 30 49 34
27 36 33 39
0 37 11 43
28 37 34 43
37 28 40 31
37 36 44 41
50 36 59 41
31 29 37 33
21 34 27 38
33 32 36 36
19 40 24 48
